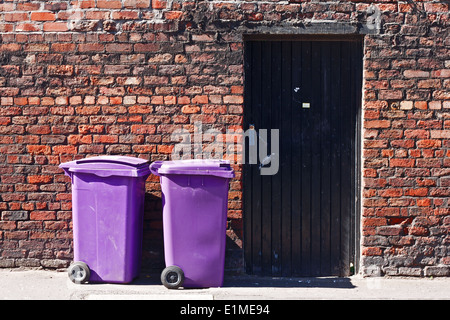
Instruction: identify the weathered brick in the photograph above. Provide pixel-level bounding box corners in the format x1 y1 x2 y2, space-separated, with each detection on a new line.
425 266 450 277
1 211 28 221
157 144 174 154
106 43 133 53
48 65 74 76
364 120 391 129
131 124 156 134
362 247 383 256
97 0 122 9
5 13 29 22
404 70 430 78
30 12 56 21
423 2 449 12
27 175 53 184
112 11 140 20
30 211 56 221
0 221 17 230
134 43 160 52
152 0 167 9
377 225 403 236
78 43 105 52
52 145 77 154
27 145 52 155
43 22 68 32
164 11 183 20
430 130 450 139
105 65 130 75
124 0 150 9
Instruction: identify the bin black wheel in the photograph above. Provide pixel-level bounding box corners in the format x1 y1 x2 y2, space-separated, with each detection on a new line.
68 261 90 284
161 266 184 289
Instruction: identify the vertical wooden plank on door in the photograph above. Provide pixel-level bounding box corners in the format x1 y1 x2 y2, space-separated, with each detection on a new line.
281 41 292 276
340 41 351 276
310 41 322 276
320 42 332 276
301 41 312 276
291 41 302 276
330 41 342 276
349 41 357 276
261 41 272 275
271 41 282 276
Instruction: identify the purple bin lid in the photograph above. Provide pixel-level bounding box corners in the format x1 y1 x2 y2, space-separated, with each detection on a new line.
74 155 149 167
59 156 150 178
150 159 234 179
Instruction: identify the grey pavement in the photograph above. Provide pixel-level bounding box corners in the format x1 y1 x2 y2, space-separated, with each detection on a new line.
1 268 450 300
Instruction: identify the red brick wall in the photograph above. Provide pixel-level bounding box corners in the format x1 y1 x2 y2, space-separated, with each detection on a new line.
0 0 449 276
361 2 449 276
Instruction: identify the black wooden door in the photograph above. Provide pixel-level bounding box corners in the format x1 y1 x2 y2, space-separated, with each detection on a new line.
243 40 362 277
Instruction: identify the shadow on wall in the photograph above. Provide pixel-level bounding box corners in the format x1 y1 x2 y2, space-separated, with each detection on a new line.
141 192 164 272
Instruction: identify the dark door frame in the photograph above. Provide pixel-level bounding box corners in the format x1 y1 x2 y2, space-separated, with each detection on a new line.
242 35 363 277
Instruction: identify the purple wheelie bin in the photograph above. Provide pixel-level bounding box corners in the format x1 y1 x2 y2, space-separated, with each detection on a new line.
150 159 234 289
60 156 150 284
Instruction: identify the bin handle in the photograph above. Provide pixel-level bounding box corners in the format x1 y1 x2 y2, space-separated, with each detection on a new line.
150 161 163 176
